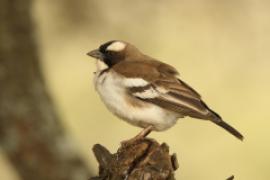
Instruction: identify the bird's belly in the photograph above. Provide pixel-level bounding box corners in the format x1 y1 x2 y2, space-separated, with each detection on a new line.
94 72 179 131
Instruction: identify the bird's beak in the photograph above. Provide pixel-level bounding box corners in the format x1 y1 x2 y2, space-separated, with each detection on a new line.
87 49 104 59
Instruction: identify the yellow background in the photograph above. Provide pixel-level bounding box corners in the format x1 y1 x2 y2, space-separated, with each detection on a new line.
1 0 269 179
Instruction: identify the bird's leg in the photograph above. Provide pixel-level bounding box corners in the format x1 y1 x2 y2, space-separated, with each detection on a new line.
134 125 153 139
121 125 153 146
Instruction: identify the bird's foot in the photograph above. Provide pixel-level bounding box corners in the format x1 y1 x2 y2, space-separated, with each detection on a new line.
121 125 153 147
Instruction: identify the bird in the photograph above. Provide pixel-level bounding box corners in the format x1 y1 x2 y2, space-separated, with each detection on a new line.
87 40 244 142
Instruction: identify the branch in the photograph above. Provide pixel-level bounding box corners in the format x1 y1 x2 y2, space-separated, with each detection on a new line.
90 138 178 180
90 137 236 180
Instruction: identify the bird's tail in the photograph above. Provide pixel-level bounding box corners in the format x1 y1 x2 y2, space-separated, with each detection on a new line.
205 106 244 141
212 118 244 141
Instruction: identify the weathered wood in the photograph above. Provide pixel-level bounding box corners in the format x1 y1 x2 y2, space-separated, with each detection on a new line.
91 138 178 180
226 175 234 180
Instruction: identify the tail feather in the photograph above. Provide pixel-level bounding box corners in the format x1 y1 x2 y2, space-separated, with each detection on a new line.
205 106 244 141
212 119 244 141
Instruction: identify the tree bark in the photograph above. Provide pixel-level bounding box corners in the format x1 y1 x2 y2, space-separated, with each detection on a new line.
90 138 236 180
0 0 91 179
91 138 178 180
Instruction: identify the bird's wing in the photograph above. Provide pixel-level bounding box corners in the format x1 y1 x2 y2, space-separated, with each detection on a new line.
130 79 211 119
113 60 213 119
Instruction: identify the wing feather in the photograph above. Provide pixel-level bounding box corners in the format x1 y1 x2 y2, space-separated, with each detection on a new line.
113 59 212 120
132 84 210 118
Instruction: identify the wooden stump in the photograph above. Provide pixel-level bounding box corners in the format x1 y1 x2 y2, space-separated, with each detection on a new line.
91 138 178 180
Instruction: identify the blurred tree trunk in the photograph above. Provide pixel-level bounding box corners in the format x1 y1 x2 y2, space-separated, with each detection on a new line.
0 0 91 180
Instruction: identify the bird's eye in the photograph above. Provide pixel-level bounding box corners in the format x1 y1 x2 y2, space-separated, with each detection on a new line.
106 50 113 55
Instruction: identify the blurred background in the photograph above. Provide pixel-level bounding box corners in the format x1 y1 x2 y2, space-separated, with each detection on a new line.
1 0 270 179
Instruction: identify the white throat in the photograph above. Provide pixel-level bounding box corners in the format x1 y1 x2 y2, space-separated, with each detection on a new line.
96 60 108 72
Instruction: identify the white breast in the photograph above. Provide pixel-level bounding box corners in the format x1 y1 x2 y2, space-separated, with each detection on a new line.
93 69 179 131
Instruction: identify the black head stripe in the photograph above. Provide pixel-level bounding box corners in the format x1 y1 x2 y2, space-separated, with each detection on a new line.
99 40 116 53
98 40 126 67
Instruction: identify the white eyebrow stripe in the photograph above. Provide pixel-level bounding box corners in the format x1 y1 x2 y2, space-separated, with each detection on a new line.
106 41 126 52
122 78 149 87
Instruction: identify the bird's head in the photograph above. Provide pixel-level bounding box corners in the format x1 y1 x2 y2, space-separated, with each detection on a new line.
87 40 142 70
